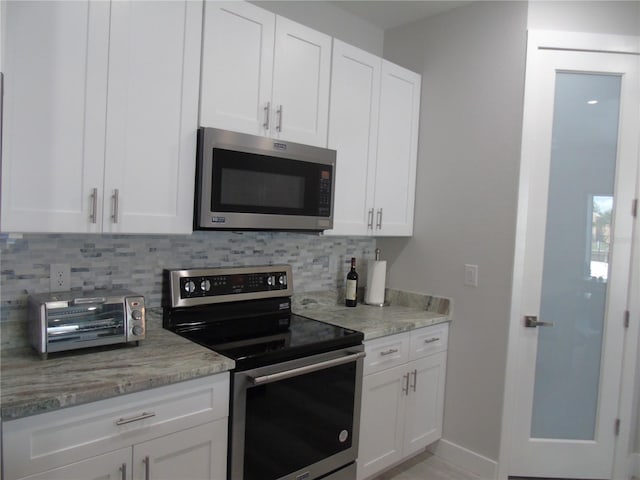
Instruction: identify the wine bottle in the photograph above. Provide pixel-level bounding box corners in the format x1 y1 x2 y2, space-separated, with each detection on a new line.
345 257 358 307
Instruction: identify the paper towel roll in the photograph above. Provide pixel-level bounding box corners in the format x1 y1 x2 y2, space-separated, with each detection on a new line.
365 260 387 306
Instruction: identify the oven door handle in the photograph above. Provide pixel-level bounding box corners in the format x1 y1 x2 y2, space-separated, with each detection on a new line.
249 351 366 386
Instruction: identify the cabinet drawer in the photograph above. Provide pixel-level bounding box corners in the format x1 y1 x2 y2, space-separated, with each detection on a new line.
409 323 449 360
3 374 229 480
363 332 410 376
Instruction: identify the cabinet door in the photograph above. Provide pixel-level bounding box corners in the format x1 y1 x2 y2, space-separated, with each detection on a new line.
14 448 131 480
132 419 227 480
326 40 381 236
103 0 201 234
357 365 406 480
403 352 447 456
271 16 331 147
1 1 109 233
374 61 421 236
200 1 274 136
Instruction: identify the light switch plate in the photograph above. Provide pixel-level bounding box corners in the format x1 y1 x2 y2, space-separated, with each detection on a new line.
464 264 478 287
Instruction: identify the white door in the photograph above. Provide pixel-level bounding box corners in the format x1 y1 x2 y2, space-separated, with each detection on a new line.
374 61 421 236
1 0 109 233
16 448 131 480
271 16 331 147
103 0 201 234
326 39 381 236
132 420 227 480
199 1 275 136
509 31 639 479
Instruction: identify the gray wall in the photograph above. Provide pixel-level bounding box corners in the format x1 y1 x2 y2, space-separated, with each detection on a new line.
249 1 384 56
379 1 528 461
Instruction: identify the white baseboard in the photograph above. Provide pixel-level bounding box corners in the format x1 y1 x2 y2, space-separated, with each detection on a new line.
428 439 498 479
631 452 640 478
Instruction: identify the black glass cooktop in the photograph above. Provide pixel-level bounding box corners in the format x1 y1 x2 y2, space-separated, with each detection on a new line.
164 298 363 371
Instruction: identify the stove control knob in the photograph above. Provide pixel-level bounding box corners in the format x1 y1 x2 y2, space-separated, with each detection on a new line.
201 279 211 292
131 310 143 321
278 275 287 286
132 325 144 336
184 280 196 294
267 275 275 286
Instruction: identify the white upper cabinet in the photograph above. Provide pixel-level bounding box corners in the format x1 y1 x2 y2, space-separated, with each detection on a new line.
374 61 421 236
326 46 421 237
199 2 274 137
327 40 381 236
1 1 201 234
200 1 331 147
103 1 201 234
1 1 110 233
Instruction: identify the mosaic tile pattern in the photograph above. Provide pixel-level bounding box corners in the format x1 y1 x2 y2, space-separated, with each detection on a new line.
0 232 376 322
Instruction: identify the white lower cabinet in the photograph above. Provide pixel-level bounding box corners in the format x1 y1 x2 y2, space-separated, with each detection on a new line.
357 324 448 480
2 375 229 480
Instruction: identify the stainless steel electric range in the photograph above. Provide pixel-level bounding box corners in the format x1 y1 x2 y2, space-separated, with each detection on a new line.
163 265 364 480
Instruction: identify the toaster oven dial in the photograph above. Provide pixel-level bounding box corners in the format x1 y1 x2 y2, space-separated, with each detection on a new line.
132 325 144 336
131 310 143 321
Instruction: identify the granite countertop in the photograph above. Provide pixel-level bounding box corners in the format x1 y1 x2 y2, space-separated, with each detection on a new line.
0 310 235 421
293 289 451 340
1 289 450 421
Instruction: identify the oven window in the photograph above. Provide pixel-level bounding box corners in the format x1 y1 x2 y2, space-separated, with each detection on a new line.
243 361 357 480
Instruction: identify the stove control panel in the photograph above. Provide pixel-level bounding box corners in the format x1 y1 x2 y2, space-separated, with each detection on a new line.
167 265 293 308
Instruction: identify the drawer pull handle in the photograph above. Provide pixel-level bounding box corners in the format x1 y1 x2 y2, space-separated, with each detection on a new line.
424 337 440 344
116 411 156 426
380 348 399 356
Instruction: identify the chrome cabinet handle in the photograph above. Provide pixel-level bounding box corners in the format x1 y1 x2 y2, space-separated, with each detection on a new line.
89 187 98 224
119 463 126 480
367 208 374 229
424 337 440 344
263 102 271 130
402 372 410 396
143 456 150 480
111 189 119 223
524 315 554 328
115 411 156 426
251 351 366 385
276 105 283 132
379 348 398 356
411 368 417 392
376 208 383 229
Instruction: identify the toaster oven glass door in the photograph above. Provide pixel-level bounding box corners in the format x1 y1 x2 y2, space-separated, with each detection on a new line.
47 302 125 349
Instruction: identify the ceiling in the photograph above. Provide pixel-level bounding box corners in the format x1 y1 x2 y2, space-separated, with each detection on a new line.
329 1 473 30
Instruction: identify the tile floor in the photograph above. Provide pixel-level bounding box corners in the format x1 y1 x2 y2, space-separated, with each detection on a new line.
373 450 481 480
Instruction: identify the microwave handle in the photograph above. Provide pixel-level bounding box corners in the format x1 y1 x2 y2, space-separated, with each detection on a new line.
73 297 107 305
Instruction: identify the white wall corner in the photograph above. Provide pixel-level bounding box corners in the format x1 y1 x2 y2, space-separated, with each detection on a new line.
428 439 499 479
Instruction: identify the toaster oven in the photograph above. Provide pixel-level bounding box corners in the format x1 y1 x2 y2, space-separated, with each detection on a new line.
28 290 146 359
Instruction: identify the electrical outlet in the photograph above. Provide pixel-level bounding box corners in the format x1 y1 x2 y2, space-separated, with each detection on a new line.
50 263 71 291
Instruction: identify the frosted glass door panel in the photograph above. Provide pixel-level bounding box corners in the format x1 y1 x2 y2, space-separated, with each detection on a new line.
530 73 621 440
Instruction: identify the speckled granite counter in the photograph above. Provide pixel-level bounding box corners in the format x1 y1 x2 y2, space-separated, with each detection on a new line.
292 289 451 340
0 310 235 420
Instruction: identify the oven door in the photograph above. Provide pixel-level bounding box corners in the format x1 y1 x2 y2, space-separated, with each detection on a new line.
231 346 364 480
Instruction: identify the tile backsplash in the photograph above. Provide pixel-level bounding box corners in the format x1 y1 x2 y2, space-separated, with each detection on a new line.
0 232 375 322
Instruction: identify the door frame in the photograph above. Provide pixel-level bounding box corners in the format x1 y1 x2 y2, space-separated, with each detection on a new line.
498 29 640 480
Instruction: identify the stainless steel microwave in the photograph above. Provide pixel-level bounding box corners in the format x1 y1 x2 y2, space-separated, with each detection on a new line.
195 128 336 231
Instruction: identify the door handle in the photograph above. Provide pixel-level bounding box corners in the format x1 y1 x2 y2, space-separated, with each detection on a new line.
263 102 271 130
367 208 374 229
402 372 410 396
411 368 417 392
276 105 283 132
111 189 119 223
524 315 554 328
